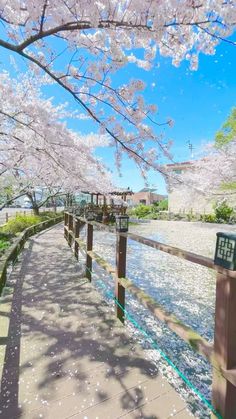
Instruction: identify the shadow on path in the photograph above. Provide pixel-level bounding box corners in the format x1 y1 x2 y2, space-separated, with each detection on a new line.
0 224 189 419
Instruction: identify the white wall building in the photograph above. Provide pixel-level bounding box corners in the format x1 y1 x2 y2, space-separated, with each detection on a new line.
163 162 214 214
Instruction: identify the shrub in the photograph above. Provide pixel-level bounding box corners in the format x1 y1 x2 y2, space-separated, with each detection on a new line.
214 200 234 223
2 215 41 235
201 214 217 223
132 204 152 219
39 211 59 220
154 199 168 211
0 233 11 253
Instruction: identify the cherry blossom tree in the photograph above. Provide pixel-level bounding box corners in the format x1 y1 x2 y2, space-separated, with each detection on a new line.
0 71 113 213
166 140 236 208
0 1 235 171
0 138 113 214
0 148 112 214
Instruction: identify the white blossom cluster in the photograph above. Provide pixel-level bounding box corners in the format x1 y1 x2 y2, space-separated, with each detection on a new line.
1 1 234 170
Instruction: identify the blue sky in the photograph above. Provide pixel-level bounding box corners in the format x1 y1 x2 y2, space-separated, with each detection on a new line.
1 34 236 194
94 40 236 194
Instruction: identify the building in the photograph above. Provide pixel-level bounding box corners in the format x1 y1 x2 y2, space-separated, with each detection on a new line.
128 188 167 206
163 161 213 214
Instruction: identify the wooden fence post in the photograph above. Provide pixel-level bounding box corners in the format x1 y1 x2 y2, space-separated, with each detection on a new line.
64 212 68 226
74 218 80 260
5 212 8 223
68 213 73 230
212 269 236 418
64 212 69 240
115 233 127 323
68 213 74 247
86 223 93 281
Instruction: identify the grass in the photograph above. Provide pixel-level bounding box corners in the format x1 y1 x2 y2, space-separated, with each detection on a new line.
1 211 60 236
2 214 42 235
0 212 61 258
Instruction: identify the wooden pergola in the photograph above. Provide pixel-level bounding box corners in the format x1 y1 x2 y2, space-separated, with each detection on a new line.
79 189 133 223
88 188 133 206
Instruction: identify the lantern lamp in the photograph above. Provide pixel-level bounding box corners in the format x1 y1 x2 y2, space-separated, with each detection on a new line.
86 211 94 221
214 232 236 271
116 214 129 233
75 208 81 216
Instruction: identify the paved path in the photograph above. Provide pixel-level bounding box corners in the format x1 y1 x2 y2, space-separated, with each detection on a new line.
0 224 192 418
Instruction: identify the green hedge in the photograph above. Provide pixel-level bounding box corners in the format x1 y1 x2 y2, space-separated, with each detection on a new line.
129 199 168 219
1 211 62 235
2 215 42 235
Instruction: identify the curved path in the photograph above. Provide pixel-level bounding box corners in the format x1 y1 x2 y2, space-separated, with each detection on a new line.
0 224 192 418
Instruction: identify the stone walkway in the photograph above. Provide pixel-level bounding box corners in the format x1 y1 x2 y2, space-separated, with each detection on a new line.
0 224 192 418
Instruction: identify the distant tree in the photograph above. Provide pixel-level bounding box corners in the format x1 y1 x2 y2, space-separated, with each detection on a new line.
215 108 236 148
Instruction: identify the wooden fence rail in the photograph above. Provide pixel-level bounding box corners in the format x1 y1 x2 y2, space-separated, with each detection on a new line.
64 212 236 419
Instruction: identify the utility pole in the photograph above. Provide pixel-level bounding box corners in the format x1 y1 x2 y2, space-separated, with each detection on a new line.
187 140 194 158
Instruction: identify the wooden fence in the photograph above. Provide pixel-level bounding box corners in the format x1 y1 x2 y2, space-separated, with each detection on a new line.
64 211 236 419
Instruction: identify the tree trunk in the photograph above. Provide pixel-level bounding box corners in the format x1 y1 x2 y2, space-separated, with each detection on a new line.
32 206 39 216
26 193 40 216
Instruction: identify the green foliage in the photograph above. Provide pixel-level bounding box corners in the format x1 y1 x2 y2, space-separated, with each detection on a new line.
186 213 195 221
0 184 14 206
2 214 41 235
2 211 61 235
39 211 58 220
220 181 236 191
215 107 236 148
200 214 217 223
0 240 10 252
130 199 235 224
0 232 13 256
214 201 234 223
130 204 152 219
155 198 168 211
200 202 235 224
130 199 168 219
0 235 11 252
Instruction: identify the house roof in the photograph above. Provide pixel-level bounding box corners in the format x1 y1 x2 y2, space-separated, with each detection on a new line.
139 187 157 192
109 188 133 196
164 161 193 171
166 161 192 166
